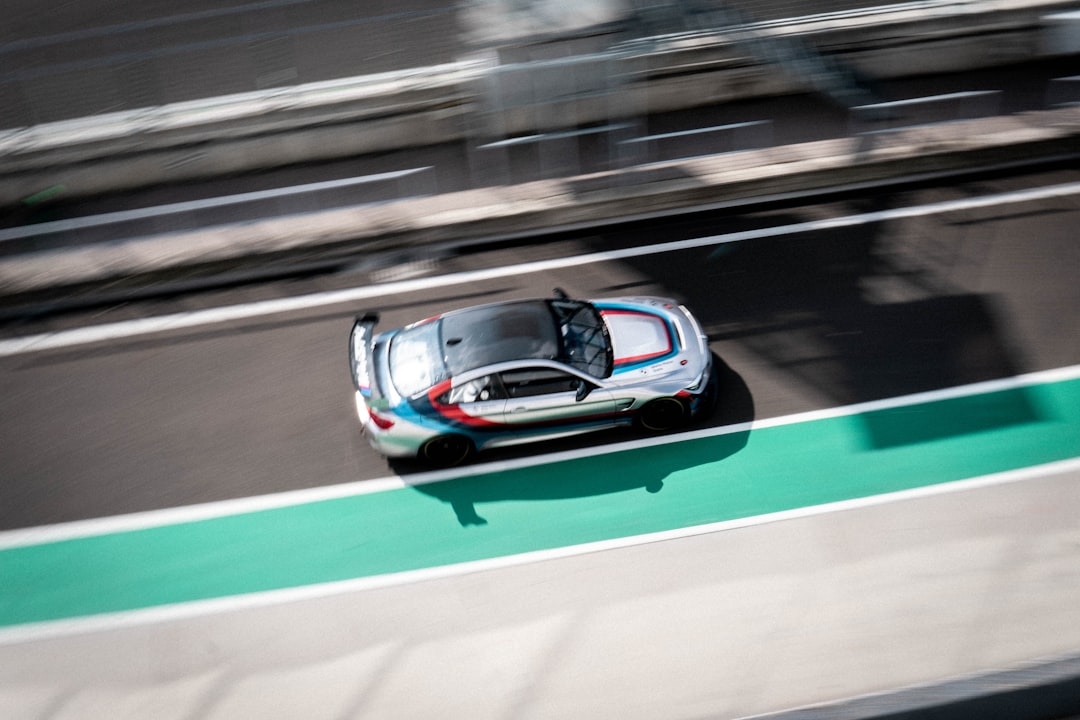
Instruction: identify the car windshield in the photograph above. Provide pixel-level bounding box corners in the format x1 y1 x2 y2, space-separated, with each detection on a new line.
551 300 612 378
389 300 612 396
387 320 449 397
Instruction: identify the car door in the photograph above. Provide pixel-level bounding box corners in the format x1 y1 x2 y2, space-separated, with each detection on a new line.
499 367 616 432
428 374 507 430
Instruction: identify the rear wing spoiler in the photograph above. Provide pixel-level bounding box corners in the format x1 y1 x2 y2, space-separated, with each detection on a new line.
349 312 380 395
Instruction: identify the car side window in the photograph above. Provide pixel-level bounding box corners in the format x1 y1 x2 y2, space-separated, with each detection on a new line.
440 375 505 404
501 368 581 398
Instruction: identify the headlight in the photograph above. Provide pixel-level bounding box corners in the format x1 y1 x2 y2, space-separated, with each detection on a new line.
686 366 709 392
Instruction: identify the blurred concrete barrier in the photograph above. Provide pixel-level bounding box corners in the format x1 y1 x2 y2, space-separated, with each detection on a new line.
0 61 482 207
0 105 1076 305
1 0 1076 206
1042 8 1080 55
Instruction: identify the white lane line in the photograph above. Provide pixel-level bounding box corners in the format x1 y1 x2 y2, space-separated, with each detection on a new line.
3 180 1079 358
1 180 1078 358
622 120 770 144
0 168 431 242
853 90 1000 111
2 363 1078 551
2 454 1078 647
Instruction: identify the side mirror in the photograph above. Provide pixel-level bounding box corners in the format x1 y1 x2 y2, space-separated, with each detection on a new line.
574 380 592 402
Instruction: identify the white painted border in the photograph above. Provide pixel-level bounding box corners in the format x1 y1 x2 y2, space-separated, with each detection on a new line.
2 363 1078 550
1 180 1078 358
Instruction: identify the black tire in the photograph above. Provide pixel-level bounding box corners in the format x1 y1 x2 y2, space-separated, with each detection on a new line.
636 397 688 432
419 435 475 467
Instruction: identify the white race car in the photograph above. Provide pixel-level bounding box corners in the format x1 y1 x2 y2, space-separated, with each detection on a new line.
349 290 717 465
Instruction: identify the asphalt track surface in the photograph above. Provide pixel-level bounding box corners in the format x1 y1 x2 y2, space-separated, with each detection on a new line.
2 250 1080 718
2 166 1078 532
2 19 1080 711
1 152 1078 720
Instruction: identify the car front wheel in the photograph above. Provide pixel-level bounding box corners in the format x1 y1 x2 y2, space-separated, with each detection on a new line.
635 397 688 432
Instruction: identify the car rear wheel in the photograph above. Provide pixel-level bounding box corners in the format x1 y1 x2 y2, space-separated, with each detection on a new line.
420 435 474 467
636 397 688 432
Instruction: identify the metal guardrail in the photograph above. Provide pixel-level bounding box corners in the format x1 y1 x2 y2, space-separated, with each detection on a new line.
1047 74 1080 106
622 120 774 164
0 168 437 252
850 90 1003 134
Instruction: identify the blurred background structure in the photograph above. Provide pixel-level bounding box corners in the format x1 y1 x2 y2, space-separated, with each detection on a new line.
2 4 1080 720
3 0 1079 207
3 0 885 127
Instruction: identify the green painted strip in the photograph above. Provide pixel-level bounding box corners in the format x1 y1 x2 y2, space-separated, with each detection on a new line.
2 377 1079 628
21 184 66 206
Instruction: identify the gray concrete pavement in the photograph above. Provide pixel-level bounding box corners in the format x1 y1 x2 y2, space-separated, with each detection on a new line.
2 465 1078 719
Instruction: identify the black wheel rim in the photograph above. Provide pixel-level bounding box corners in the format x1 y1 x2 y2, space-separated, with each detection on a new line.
422 436 472 466
639 398 687 432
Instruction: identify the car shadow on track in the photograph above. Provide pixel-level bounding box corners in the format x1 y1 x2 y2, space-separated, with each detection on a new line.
400 355 754 526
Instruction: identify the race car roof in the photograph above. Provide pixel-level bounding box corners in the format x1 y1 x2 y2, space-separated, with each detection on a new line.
441 300 560 375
